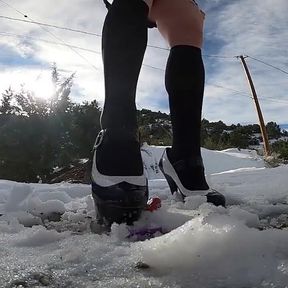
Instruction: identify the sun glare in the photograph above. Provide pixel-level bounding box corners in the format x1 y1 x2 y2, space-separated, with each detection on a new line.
27 74 55 100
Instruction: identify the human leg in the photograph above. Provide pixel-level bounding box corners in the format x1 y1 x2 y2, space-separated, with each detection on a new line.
92 0 153 225
162 44 209 191
101 0 149 136
150 0 205 160
151 0 225 205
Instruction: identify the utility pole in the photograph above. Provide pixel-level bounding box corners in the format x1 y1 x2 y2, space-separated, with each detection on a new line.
238 55 271 157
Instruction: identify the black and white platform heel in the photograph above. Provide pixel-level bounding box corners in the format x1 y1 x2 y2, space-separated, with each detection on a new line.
91 130 149 226
159 148 226 207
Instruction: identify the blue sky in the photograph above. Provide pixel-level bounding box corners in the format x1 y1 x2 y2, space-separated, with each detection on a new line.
0 0 287 124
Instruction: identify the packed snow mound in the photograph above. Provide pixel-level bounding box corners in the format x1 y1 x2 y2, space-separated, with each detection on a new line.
140 206 288 287
141 144 265 178
1 145 288 288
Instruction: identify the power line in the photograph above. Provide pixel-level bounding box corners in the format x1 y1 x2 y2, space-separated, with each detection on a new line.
0 13 173 54
1 0 287 107
0 14 169 52
0 14 169 53
146 43 169 51
0 29 235 72
0 31 102 55
0 30 168 72
2 32 288 105
257 96 288 105
142 62 164 71
0 31 167 72
203 54 235 59
3 2 286 75
3 29 288 106
247 55 288 76
208 83 288 105
0 14 237 59
0 15 102 37
0 0 26 17
209 83 251 97
0 0 99 71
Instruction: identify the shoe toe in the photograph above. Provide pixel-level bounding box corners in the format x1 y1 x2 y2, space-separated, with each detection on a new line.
206 190 226 207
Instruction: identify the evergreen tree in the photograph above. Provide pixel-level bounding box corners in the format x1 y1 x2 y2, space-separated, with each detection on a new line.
49 65 75 167
70 100 101 158
15 89 49 117
266 122 281 139
0 87 19 115
0 64 77 181
272 140 288 160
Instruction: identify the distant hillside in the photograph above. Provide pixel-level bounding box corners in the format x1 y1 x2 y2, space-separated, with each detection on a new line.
1 65 287 184
137 109 172 146
280 124 288 132
137 108 287 147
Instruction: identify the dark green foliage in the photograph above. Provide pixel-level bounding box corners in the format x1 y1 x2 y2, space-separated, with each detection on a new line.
229 130 251 149
266 122 282 139
0 115 54 182
137 109 172 146
272 140 288 160
282 129 288 137
201 120 229 150
1 65 287 182
200 119 263 150
70 101 101 158
0 87 19 115
0 65 101 182
132 109 288 159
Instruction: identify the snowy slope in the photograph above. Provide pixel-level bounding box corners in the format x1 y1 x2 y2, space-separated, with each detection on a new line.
141 144 265 178
1 146 288 288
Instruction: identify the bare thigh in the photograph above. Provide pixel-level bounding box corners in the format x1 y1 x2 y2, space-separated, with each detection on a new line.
149 0 205 48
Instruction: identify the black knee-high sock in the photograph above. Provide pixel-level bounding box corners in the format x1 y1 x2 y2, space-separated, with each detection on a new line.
165 45 205 161
101 0 149 137
97 0 148 176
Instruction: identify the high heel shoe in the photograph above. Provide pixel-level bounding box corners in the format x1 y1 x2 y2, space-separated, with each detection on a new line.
159 148 225 207
91 130 149 226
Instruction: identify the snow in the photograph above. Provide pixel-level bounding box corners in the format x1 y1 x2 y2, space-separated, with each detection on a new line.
1 146 288 287
141 144 265 177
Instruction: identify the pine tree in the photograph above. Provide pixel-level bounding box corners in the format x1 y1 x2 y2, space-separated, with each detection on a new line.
0 64 77 181
266 122 281 139
70 100 101 158
0 87 19 115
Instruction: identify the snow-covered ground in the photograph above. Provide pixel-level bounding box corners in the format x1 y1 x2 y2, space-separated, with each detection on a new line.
1 146 288 288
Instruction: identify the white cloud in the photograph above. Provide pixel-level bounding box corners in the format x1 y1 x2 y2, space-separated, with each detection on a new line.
0 0 287 124
201 0 288 123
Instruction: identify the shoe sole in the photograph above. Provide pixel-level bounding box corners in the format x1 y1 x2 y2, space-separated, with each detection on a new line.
94 198 143 226
159 151 226 207
92 181 148 225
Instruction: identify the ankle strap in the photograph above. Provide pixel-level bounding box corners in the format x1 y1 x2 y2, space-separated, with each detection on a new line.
93 129 140 150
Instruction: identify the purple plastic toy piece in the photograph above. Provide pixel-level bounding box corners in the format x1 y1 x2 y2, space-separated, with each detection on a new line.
128 226 163 241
